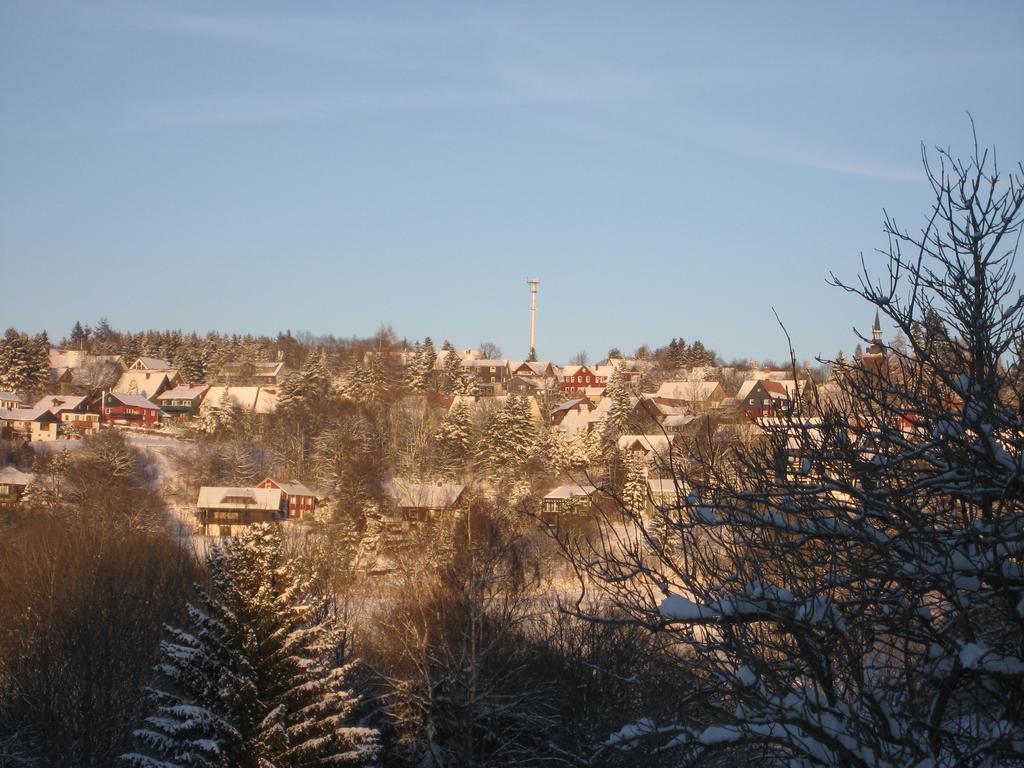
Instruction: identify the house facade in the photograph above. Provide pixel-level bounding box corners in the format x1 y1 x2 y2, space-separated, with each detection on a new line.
196 486 284 536
34 394 100 436
0 392 26 410
738 380 793 420
0 466 34 508
256 477 316 520
156 385 210 422
0 407 61 441
382 478 465 523
101 393 162 427
560 365 610 395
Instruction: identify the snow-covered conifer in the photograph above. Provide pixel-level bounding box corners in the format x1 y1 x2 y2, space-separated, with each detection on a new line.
123 524 379 767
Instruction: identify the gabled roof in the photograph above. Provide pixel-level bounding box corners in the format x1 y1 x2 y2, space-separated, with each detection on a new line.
131 356 173 370
617 434 675 454
197 486 282 511
508 361 553 376
112 369 179 398
0 391 26 404
200 386 277 413
550 398 589 416
105 393 161 410
543 483 598 500
259 478 315 497
253 361 286 375
655 381 723 401
34 394 88 414
0 466 34 485
0 406 60 423
156 385 210 402
383 478 465 509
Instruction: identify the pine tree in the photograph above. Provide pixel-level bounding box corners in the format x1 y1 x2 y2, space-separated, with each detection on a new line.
123 524 379 767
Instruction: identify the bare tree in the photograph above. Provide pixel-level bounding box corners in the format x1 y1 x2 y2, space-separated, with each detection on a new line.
554 132 1024 766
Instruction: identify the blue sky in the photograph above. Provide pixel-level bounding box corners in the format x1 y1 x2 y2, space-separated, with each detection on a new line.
2 1 1022 364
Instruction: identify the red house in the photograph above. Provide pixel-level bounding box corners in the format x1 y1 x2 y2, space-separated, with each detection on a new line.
101 393 162 427
256 478 317 520
560 365 609 395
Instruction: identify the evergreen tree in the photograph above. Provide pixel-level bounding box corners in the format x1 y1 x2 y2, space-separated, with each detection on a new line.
476 395 535 474
0 328 50 396
604 369 634 440
404 341 423 391
124 524 379 767
435 399 472 471
441 349 473 396
278 351 334 413
621 450 648 521
417 337 436 391
199 391 237 436
364 353 389 404
68 320 89 350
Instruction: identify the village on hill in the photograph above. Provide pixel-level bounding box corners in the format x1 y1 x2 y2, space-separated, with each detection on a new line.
0 315 884 552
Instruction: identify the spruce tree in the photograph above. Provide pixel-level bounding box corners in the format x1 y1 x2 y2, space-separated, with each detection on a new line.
476 395 535 474
123 524 379 768
417 337 436 391
435 399 472 471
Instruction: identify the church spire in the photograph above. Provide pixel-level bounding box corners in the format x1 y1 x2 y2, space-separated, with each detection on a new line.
872 309 883 343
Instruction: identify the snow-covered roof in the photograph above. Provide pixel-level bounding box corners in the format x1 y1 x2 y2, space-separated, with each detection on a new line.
131 356 173 370
260 478 315 497
112 369 179 398
156 385 210 402
662 414 698 429
253 361 286 375
34 395 88 414
197 486 282 511
106 393 160 410
0 466 33 485
383 478 465 509
553 409 599 436
49 348 88 369
201 386 259 412
0 406 58 422
655 381 723 401
254 388 278 414
543 483 598 500
461 359 509 368
550 398 589 416
433 348 480 370
647 478 683 496
618 434 675 454
0 391 26 404
508 361 553 376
